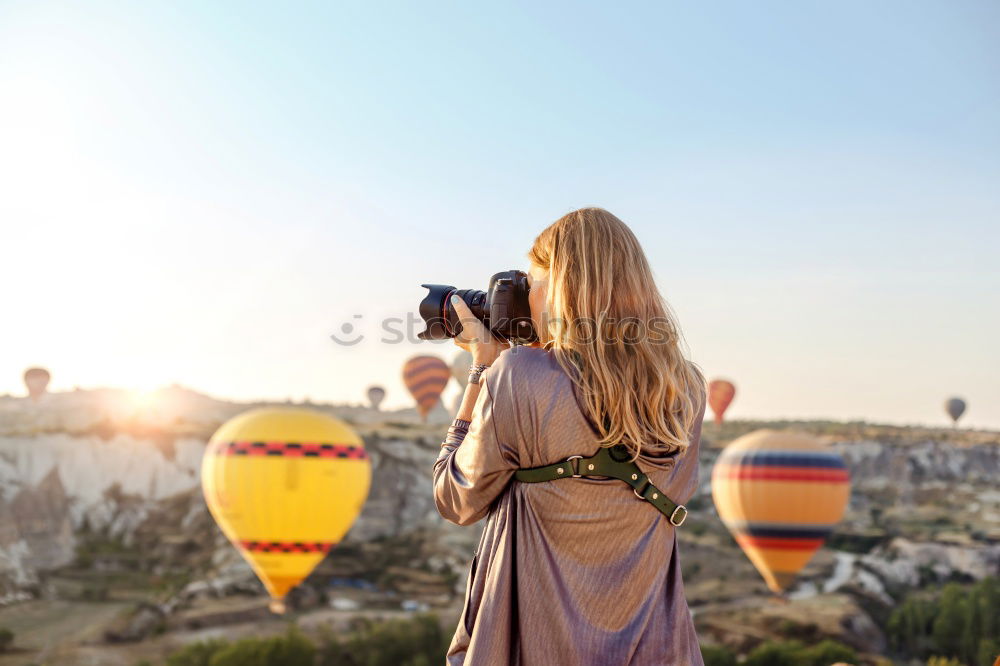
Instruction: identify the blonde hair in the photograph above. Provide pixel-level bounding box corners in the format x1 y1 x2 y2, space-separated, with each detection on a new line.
528 207 706 458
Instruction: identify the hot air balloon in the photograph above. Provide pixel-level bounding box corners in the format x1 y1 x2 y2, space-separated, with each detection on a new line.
366 386 386 411
708 379 736 426
944 397 966 427
23 367 51 402
201 408 371 613
402 355 450 421
711 429 849 595
450 350 473 389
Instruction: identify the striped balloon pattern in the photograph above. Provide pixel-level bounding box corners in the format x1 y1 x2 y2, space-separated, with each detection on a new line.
403 355 451 420
202 408 371 613
711 429 850 594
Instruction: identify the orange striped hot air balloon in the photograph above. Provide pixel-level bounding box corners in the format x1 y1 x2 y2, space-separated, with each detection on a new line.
708 378 736 426
711 429 850 594
403 355 450 421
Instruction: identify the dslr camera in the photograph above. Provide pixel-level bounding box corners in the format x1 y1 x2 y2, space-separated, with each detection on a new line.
417 270 537 344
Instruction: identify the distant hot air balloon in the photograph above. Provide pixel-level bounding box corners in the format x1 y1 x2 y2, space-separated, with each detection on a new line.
944 397 966 427
403 355 450 421
450 350 473 390
711 429 850 595
366 386 386 411
708 378 736 426
201 408 371 613
23 367 51 402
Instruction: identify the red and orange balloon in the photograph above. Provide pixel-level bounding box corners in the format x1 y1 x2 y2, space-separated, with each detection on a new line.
24 367 51 402
402 355 450 421
708 378 736 425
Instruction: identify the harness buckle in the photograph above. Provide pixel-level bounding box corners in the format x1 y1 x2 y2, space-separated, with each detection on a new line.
669 505 688 527
565 455 583 478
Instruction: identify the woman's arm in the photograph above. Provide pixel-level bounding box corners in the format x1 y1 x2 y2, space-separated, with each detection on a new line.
432 296 516 526
433 370 518 526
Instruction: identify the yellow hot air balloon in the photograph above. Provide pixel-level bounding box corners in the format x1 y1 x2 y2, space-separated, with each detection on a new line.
711 429 850 594
201 408 371 613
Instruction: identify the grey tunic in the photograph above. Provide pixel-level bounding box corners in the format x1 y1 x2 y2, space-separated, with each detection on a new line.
433 347 706 666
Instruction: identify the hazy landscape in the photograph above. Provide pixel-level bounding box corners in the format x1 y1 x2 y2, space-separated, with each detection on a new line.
0 387 997 665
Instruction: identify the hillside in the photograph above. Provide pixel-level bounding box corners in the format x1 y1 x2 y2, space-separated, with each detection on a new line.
0 387 997 664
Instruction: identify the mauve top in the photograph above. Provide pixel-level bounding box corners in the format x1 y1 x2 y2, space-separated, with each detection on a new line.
433 346 706 666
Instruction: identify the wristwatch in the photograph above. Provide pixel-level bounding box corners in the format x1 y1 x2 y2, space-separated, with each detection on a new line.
468 363 490 385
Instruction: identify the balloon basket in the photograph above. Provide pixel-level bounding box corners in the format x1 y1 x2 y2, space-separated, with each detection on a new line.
269 599 287 615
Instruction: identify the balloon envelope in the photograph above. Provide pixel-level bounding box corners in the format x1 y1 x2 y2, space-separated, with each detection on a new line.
23 367 51 401
450 350 473 389
711 429 849 594
944 397 966 424
366 386 386 410
201 408 371 612
403 355 450 420
708 379 736 425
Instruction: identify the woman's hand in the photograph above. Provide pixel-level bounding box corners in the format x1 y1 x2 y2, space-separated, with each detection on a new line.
451 295 508 365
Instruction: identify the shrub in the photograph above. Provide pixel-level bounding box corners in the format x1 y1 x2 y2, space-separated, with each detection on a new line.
700 643 737 666
166 638 229 666
887 577 1000 665
743 640 803 666
799 639 857 665
0 628 13 653
743 639 857 666
319 614 447 666
208 626 315 666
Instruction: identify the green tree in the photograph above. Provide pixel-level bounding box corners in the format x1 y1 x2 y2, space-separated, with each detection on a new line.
743 640 803 666
319 614 447 666
963 584 982 665
800 639 857 665
932 584 967 658
700 643 737 666
978 638 1000 666
888 577 1000 663
208 626 315 666
743 639 857 666
166 638 229 666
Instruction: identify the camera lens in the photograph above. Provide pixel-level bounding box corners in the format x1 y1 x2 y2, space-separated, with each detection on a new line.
417 285 488 340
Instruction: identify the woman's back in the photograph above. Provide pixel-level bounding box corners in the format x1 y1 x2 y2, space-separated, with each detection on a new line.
434 346 706 665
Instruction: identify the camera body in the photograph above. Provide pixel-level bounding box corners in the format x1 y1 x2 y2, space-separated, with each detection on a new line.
418 270 536 344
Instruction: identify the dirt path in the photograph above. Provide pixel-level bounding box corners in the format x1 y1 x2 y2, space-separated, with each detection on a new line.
0 599 464 665
0 599 132 665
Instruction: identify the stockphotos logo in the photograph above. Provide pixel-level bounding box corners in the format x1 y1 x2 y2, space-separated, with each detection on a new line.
329 312 677 347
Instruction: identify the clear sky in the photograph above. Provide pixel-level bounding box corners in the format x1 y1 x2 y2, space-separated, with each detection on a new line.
2 1 998 428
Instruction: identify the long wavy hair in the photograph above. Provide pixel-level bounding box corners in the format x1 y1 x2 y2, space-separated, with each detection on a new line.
528 207 706 458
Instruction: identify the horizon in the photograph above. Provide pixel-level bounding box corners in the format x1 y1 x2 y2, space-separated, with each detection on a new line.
2 1 998 429
3 380 996 435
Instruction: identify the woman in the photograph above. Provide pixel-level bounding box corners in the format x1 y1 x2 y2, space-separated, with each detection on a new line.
434 207 707 665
